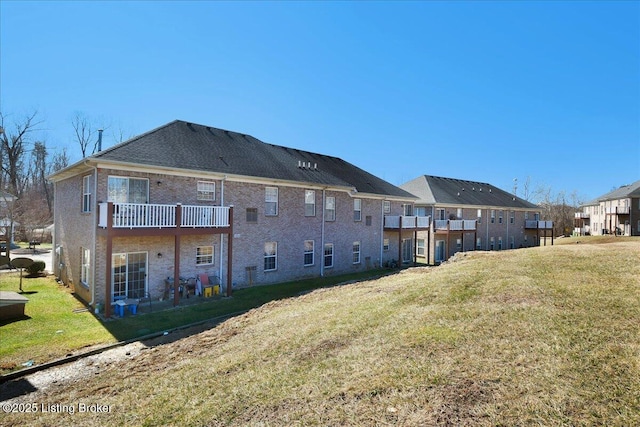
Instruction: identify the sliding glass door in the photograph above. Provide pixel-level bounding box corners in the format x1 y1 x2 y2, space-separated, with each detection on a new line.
112 252 147 300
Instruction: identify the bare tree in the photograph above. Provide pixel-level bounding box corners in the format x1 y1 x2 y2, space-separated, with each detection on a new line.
28 142 53 214
48 148 70 174
522 176 533 201
72 112 112 156
112 126 134 144
72 112 97 158
531 184 583 237
0 111 41 197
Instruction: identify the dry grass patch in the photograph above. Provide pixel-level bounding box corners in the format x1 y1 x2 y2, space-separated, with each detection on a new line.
2 241 639 426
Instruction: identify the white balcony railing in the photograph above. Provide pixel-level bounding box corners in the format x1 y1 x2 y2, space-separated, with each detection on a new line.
99 202 230 229
574 226 591 235
384 215 430 229
605 206 630 215
526 220 553 229
434 219 477 231
574 212 590 219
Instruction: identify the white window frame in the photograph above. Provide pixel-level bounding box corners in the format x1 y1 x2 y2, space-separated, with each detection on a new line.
107 176 149 204
352 241 361 264
111 252 147 300
305 190 315 217
81 247 91 286
510 210 515 224
265 187 278 216
196 245 214 265
304 240 315 266
264 242 277 271
82 175 92 213
383 238 390 251
476 238 482 250
324 243 334 268
383 200 391 214
491 210 496 223
197 181 215 201
325 196 336 221
354 199 362 221
417 239 425 256
477 209 482 223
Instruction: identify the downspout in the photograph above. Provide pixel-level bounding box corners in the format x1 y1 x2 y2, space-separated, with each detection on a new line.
320 189 326 277
219 176 226 287
485 208 489 250
506 210 509 250
431 206 435 264
380 200 384 268
83 160 98 307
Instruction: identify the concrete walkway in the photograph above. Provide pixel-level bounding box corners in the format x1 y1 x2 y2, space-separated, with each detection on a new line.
0 249 53 274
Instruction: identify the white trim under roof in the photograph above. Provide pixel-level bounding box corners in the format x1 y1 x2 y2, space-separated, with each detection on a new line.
49 158 416 202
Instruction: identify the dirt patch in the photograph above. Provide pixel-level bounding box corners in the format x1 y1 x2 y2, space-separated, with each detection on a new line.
433 379 496 425
0 320 229 403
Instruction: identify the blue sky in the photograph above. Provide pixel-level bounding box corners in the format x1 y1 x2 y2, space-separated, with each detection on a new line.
1 1 638 202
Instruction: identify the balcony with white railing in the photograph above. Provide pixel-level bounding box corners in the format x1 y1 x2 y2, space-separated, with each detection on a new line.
98 202 231 229
384 215 430 229
605 206 630 215
574 226 591 235
434 219 477 231
574 212 590 219
525 220 553 229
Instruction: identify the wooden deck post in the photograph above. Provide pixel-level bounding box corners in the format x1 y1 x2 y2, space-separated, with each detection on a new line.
104 202 113 318
226 207 233 297
173 204 182 307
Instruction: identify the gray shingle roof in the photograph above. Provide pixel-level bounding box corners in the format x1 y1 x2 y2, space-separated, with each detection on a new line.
91 120 415 199
401 175 540 209
584 180 640 205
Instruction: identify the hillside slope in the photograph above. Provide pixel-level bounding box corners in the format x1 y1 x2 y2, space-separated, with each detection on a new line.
2 240 639 426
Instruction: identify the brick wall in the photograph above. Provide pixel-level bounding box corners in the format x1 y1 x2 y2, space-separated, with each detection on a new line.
61 168 407 305
53 171 96 303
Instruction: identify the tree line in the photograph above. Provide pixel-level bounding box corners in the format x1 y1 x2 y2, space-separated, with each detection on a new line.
0 111 124 243
1 110 586 244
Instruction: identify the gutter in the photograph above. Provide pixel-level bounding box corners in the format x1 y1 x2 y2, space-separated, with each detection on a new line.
83 160 98 307
219 177 226 287
380 200 384 268
321 189 326 277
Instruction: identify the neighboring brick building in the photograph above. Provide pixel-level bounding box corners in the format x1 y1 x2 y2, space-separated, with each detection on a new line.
49 120 421 317
400 175 552 264
574 180 640 236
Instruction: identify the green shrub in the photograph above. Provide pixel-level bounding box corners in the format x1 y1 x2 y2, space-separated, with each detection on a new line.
26 261 46 276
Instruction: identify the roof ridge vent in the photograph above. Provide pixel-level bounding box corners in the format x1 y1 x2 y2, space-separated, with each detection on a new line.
297 160 318 170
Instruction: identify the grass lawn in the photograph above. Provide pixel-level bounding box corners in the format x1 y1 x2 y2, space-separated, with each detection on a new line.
2 237 638 426
0 275 117 374
0 268 390 375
